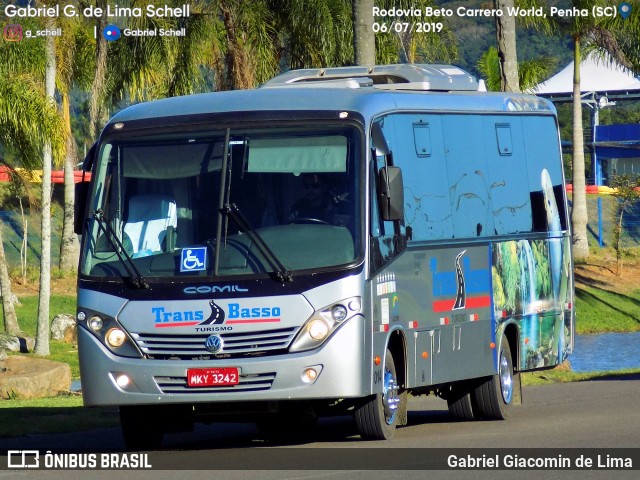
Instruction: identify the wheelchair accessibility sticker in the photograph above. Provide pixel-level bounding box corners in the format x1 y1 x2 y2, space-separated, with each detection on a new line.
181 247 207 272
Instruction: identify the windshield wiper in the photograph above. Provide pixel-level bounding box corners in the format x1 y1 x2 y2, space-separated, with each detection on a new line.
220 203 293 283
93 209 149 289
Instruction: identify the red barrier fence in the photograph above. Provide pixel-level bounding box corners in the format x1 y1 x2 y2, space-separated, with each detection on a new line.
566 184 640 194
0 166 91 183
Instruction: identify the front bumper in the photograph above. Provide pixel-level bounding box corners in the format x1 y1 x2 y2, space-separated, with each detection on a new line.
79 315 367 406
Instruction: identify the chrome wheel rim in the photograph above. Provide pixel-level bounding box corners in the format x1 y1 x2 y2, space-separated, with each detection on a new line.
499 349 513 404
382 367 400 425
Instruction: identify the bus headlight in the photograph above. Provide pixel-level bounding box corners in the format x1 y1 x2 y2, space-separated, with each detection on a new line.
331 304 348 322
308 319 330 341
106 328 127 348
290 296 361 353
88 315 104 331
76 308 142 358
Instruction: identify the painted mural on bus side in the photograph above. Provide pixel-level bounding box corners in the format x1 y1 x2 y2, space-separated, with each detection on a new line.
492 237 572 370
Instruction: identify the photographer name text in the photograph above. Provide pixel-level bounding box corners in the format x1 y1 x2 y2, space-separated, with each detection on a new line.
4 4 190 19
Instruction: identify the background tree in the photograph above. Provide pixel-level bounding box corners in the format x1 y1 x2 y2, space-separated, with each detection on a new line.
478 46 555 92
609 174 640 275
88 0 109 139
494 0 519 92
352 0 375 64
0 20 65 344
0 21 65 164
495 0 640 259
374 0 457 65
58 15 95 272
557 0 640 260
34 18 59 357
0 219 20 336
272 0 353 70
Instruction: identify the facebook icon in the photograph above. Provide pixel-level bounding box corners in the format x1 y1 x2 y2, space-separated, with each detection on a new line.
181 247 207 272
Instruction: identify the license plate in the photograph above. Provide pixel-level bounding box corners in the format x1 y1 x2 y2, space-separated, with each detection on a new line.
187 368 240 387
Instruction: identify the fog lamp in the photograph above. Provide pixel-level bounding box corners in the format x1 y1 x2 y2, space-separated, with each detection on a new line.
115 374 131 388
302 368 318 384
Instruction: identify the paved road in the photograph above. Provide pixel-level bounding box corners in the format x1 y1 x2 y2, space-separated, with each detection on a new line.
2 377 639 479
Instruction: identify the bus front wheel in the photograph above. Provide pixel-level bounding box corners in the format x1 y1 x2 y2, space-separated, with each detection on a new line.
355 349 401 440
473 336 516 420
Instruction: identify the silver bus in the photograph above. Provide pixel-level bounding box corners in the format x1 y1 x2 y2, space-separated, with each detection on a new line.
75 64 575 448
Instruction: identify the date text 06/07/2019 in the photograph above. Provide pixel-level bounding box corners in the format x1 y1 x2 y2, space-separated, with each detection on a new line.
372 22 443 34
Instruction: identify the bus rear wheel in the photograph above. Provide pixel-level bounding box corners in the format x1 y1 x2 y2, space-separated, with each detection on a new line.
446 381 477 421
355 349 401 440
473 336 515 420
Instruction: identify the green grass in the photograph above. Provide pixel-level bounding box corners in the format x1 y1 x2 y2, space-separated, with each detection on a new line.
0 395 118 437
575 285 640 333
8 294 77 337
523 368 640 386
2 294 81 378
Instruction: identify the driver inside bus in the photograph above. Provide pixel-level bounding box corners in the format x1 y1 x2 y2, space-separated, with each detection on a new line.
289 173 340 224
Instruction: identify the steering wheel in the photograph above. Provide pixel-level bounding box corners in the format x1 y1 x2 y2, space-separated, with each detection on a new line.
288 217 330 225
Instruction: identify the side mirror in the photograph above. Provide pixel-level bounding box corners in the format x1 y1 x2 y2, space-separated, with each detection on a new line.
74 178 90 235
378 166 404 221
74 144 96 235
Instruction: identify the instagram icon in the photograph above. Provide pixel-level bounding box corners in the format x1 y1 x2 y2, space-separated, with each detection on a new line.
3 24 23 42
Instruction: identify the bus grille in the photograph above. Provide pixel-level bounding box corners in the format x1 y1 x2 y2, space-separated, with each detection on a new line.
130 327 299 360
154 372 276 394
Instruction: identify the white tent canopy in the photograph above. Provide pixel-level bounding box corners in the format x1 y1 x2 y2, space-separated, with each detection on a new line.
533 52 640 99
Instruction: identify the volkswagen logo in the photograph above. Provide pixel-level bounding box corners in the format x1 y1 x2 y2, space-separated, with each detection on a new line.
204 335 224 353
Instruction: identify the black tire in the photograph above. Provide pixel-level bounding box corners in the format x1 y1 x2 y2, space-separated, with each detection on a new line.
355 349 400 440
120 406 164 450
473 336 515 420
446 381 476 421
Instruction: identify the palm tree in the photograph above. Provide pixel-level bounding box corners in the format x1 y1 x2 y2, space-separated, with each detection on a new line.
105 0 221 99
558 0 640 259
0 28 66 343
352 0 374 64
494 0 519 92
373 0 458 66
57 15 96 272
34 19 58 357
478 46 556 92
272 0 353 70
88 0 109 140
490 0 640 259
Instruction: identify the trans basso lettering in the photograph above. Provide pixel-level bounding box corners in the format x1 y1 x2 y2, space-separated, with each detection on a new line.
228 303 281 319
152 306 204 323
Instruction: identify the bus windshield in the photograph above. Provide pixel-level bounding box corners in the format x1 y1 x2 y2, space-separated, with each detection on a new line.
79 125 361 281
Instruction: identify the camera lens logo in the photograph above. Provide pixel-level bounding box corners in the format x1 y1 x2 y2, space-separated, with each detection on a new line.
3 24 23 42
103 25 121 42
